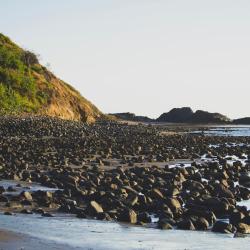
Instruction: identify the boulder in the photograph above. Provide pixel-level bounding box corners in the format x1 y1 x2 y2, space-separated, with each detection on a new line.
118 208 137 224
177 219 195 230
158 219 173 230
89 201 104 214
21 191 33 201
229 211 245 225
212 221 235 234
236 223 250 234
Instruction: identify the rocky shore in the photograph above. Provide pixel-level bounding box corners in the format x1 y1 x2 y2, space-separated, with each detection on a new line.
0 116 250 236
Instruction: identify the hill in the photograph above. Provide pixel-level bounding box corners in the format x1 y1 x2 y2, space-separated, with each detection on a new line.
109 112 153 122
0 33 103 123
233 117 250 125
156 107 193 123
157 107 231 124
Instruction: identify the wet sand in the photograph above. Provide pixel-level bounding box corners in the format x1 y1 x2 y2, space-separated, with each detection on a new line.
0 213 250 250
0 229 76 250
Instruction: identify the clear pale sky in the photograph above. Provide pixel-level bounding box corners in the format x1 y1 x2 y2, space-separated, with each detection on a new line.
1 0 250 119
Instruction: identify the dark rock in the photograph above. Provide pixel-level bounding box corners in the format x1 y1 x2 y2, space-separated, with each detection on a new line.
0 195 8 203
118 208 137 224
212 221 235 234
177 219 195 230
42 212 53 217
239 174 250 188
233 117 250 125
20 209 33 214
4 211 13 216
190 110 231 124
138 212 151 223
229 211 245 225
21 191 33 201
156 107 193 123
109 113 154 122
158 219 173 230
236 223 250 234
88 201 104 215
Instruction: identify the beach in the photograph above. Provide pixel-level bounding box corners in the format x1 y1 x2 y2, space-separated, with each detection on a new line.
0 117 250 249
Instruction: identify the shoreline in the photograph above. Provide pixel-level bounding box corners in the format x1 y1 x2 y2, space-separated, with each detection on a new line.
0 228 76 250
0 117 249 249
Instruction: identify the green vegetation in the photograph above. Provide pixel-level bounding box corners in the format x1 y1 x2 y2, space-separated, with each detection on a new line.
0 33 103 122
0 33 48 114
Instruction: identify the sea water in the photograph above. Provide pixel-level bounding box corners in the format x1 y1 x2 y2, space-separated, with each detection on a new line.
192 126 250 137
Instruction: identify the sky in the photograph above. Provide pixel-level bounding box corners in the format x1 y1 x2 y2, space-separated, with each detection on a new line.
1 0 250 119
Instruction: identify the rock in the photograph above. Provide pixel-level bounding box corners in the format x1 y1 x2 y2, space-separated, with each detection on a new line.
21 191 33 201
76 209 87 219
42 212 53 217
189 110 231 124
202 197 229 216
234 232 247 238
158 218 173 230
156 107 231 123
96 212 112 221
177 219 195 230
156 107 194 123
123 186 139 196
110 113 154 122
0 195 8 202
241 216 250 225
4 211 13 216
6 202 22 209
126 195 138 207
7 186 17 192
236 223 250 234
159 222 173 230
184 208 216 225
166 198 182 212
20 209 33 214
229 211 245 225
33 208 45 214
239 174 250 188
212 221 235 234
151 188 164 199
192 217 209 230
138 212 151 223
0 186 5 193
233 117 250 125
118 209 137 224
89 201 104 214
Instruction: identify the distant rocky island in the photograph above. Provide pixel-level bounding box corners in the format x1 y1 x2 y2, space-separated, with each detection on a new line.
111 107 250 124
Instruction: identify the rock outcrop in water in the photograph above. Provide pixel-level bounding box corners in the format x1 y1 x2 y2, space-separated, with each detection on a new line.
233 118 250 125
190 110 231 124
113 108 233 124
0 33 103 123
157 107 231 124
156 107 194 123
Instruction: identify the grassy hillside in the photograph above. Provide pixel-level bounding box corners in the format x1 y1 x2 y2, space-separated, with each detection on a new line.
0 33 103 122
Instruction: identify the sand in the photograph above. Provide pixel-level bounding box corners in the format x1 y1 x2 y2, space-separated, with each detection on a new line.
0 229 74 250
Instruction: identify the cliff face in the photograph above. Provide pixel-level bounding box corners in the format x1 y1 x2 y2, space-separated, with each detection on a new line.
0 33 103 123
